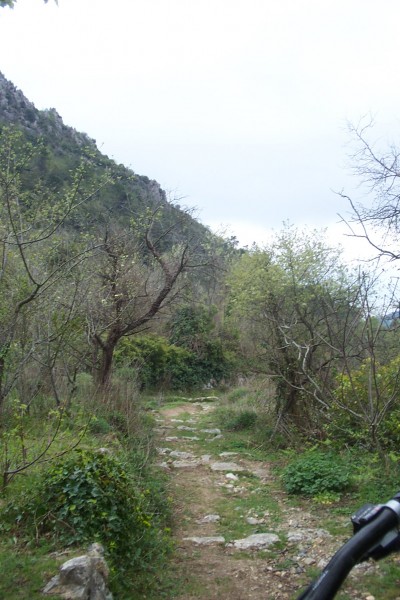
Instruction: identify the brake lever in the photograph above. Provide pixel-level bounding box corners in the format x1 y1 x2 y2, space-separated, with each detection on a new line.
351 502 400 561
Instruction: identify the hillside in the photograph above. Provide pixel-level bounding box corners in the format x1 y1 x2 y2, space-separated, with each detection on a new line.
0 71 209 241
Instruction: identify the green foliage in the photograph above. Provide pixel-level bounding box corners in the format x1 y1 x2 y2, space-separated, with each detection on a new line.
226 226 359 441
88 415 111 434
2 449 171 575
281 450 352 497
170 305 215 349
115 333 230 390
226 387 250 402
169 304 236 383
332 355 400 449
0 541 60 600
115 335 196 389
217 407 258 431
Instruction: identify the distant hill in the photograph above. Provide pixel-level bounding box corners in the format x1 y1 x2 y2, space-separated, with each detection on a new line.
0 71 210 244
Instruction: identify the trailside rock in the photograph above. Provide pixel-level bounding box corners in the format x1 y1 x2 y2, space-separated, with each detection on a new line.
171 459 202 468
169 450 195 459
200 428 221 435
43 543 113 600
246 517 265 525
183 536 225 545
286 528 331 542
197 514 221 524
210 462 244 472
231 533 280 550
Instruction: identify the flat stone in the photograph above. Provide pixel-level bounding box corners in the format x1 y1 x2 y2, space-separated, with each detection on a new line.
183 536 225 545
219 452 238 457
252 467 270 478
169 451 195 459
246 517 264 525
210 462 244 472
171 460 201 469
156 447 172 455
165 436 179 442
201 455 211 463
156 462 170 469
180 436 200 441
197 514 221 523
287 528 331 543
201 428 221 434
231 533 280 550
177 426 197 431
225 472 239 481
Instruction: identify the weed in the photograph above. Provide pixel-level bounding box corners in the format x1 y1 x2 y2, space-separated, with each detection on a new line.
281 449 352 497
0 541 60 599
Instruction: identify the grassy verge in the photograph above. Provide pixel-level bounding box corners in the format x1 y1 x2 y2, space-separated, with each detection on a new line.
0 383 175 599
208 385 400 599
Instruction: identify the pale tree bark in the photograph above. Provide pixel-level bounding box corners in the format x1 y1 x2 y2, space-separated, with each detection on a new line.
88 206 207 388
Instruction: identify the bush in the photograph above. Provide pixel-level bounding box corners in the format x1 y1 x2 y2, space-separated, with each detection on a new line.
88 415 111 434
114 334 205 389
3 450 171 574
224 409 258 431
332 356 400 450
226 387 249 402
281 450 352 497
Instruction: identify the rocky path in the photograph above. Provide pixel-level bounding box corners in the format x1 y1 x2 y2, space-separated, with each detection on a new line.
153 399 383 600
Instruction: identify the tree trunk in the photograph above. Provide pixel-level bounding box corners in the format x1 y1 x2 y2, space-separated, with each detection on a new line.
95 329 121 389
0 356 5 414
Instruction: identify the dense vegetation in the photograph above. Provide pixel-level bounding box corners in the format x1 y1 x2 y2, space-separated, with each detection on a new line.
2 73 400 597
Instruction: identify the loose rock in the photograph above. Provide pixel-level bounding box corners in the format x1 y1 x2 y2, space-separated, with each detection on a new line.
286 528 331 543
211 462 244 472
197 514 221 523
43 543 112 600
246 517 264 525
172 460 201 469
231 533 280 550
169 450 195 459
183 536 225 545
201 428 221 434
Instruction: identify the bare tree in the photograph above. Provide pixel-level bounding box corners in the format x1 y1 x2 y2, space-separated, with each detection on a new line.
86 206 207 388
0 127 108 410
340 118 400 261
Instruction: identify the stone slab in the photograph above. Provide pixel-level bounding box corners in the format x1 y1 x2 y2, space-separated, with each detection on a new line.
232 533 280 550
183 536 225 545
210 462 244 472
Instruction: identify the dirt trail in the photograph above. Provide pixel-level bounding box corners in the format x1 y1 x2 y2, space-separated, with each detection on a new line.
154 400 382 600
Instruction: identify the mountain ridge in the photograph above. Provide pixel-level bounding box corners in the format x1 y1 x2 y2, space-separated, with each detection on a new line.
0 71 191 224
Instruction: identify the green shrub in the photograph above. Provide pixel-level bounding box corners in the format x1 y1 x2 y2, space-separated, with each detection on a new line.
332 356 400 450
224 409 258 431
3 450 170 574
88 416 111 434
226 387 249 402
107 411 129 436
114 334 204 389
281 450 352 497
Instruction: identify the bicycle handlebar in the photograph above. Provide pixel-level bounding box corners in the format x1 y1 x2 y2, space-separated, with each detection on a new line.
296 493 400 600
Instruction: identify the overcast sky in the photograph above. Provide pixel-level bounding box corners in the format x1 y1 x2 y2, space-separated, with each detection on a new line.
1 0 400 259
